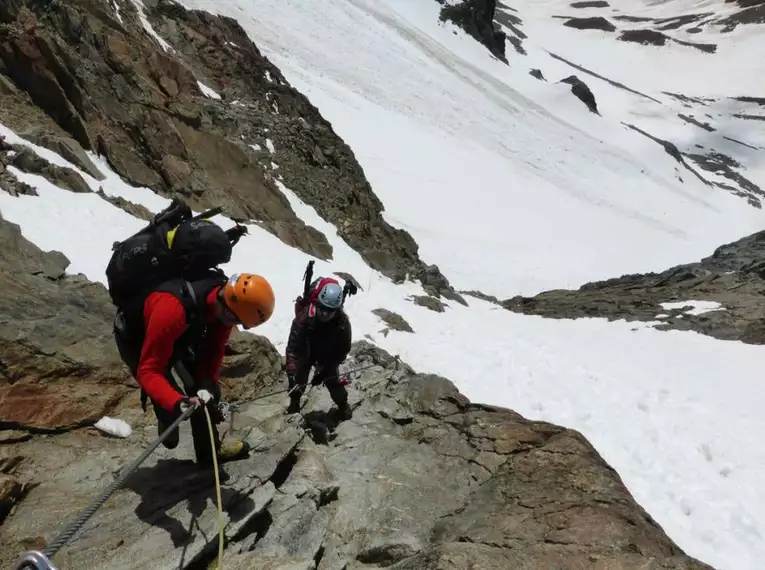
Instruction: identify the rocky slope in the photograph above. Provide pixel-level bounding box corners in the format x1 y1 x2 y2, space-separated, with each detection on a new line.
503 229 765 345
0 0 462 301
0 213 712 569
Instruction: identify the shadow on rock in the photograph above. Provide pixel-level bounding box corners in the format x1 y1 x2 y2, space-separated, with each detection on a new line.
301 407 350 445
121 459 255 548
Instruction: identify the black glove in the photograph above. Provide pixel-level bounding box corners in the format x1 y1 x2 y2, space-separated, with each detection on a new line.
225 224 249 246
154 197 192 227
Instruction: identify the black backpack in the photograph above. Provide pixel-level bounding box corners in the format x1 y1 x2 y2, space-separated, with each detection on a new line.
106 197 248 317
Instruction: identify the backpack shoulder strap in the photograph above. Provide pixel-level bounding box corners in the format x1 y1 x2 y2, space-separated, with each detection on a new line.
155 271 226 331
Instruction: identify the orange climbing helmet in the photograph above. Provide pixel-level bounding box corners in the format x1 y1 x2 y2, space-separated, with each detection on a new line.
222 273 275 329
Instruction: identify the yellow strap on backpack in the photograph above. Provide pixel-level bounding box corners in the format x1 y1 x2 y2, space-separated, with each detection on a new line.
165 218 212 249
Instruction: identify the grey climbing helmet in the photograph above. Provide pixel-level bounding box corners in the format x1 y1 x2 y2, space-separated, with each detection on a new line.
316 282 344 310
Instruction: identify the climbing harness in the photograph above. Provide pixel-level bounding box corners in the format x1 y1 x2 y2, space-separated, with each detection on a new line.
13 394 225 570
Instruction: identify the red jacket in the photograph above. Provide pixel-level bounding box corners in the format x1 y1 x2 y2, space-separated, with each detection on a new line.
136 286 232 412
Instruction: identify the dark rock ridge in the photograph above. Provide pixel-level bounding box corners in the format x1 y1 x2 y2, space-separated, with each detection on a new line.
618 29 717 53
571 1 610 8
503 229 765 345
563 16 616 32
0 137 37 196
494 1 527 55
371 308 415 334
604 3 762 33
548 52 662 104
8 145 91 193
529 68 545 81
560 75 600 114
0 0 461 301
538 53 763 208
623 123 765 208
410 294 447 313
678 113 715 132
0 197 712 569
439 0 509 62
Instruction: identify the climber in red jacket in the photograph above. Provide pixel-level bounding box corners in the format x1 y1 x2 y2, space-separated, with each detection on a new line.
115 272 275 467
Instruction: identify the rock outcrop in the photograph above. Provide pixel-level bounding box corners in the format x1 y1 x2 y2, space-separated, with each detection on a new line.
0 214 131 433
618 29 717 53
0 0 461 301
371 308 415 334
439 0 508 63
560 75 600 114
563 16 616 32
503 229 765 345
0 206 712 569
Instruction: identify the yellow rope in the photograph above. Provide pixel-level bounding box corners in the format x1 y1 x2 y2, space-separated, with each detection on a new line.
202 404 225 569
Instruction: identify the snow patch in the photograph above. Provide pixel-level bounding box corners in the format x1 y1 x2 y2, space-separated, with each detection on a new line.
265 138 275 153
197 81 222 100
660 300 725 315
129 0 173 52
94 417 132 438
111 0 123 23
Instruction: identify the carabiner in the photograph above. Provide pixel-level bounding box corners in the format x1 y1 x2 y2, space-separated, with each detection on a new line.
13 551 58 570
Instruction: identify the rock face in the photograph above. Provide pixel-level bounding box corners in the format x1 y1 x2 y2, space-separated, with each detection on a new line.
560 75 600 114
0 338 713 570
0 0 462 300
9 146 91 193
0 214 131 433
563 16 616 32
439 0 508 63
503 229 765 344
371 308 415 334
618 29 717 53
0 137 37 197
0 218 711 569
410 294 447 313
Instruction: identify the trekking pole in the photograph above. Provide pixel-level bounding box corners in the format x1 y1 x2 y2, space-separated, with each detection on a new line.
13 403 199 569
